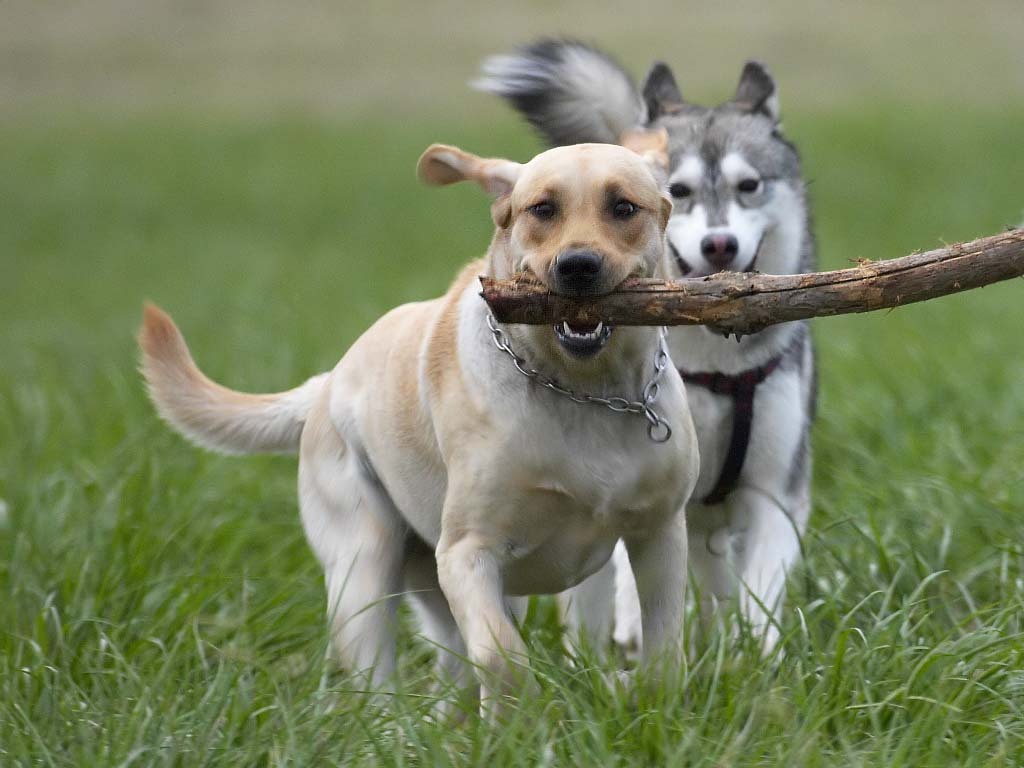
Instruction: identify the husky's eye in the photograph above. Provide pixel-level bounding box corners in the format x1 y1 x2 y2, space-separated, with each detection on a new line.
528 201 556 220
669 183 692 199
737 178 761 193
612 200 639 219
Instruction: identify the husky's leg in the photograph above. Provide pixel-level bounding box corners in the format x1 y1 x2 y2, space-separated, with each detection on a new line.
558 554 616 658
299 411 405 687
686 507 738 646
609 542 642 658
729 487 807 652
506 596 529 626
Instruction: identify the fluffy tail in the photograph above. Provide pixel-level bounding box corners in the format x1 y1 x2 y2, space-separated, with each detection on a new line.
138 303 328 455
474 39 642 145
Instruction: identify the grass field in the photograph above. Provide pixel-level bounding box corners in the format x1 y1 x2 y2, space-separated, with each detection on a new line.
2 108 1024 765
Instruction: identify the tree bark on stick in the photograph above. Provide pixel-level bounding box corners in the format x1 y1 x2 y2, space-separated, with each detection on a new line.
480 229 1024 335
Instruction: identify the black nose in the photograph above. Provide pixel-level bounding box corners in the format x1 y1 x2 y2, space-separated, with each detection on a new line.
554 249 604 295
700 233 739 269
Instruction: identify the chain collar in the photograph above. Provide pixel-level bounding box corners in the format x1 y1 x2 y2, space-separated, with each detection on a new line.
485 313 673 443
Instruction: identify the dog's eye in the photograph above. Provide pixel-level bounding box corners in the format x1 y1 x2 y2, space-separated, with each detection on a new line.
668 183 692 199
737 178 761 193
528 201 556 220
612 200 639 219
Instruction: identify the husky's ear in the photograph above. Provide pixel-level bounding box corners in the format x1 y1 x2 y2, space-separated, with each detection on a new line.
621 127 669 172
734 61 779 122
417 144 522 199
641 62 684 122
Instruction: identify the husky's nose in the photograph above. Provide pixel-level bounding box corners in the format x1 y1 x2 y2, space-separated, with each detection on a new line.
554 249 604 295
701 233 739 269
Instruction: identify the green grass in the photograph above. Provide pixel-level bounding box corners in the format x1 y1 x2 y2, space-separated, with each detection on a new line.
2 109 1023 765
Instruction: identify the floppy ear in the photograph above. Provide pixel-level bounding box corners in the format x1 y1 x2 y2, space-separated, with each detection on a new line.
621 127 669 172
416 144 522 199
734 61 780 122
620 128 673 227
641 62 684 122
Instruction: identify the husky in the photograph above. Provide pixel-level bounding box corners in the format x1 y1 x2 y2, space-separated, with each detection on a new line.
477 40 817 652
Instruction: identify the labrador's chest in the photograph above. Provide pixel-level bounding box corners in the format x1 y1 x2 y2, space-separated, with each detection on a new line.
505 380 694 523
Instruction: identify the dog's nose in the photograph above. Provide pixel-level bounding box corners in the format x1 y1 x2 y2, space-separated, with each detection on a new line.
700 233 739 269
554 249 604 295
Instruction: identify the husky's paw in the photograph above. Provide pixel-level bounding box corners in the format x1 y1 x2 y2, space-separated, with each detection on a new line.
612 543 643 660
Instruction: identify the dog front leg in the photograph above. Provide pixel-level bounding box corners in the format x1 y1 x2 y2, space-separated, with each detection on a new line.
623 514 688 677
435 533 533 713
730 487 807 652
403 548 476 715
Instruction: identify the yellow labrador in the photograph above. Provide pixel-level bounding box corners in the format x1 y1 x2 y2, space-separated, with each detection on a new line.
139 139 698 709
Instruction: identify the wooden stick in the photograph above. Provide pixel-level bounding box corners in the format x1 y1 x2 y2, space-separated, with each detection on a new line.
480 229 1024 335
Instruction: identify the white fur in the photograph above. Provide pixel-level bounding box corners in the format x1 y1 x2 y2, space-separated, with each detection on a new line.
666 204 708 266
720 152 758 185
670 154 705 189
726 201 769 272
571 158 813 657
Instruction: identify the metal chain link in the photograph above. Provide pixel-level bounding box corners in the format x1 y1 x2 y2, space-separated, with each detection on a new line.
485 313 673 443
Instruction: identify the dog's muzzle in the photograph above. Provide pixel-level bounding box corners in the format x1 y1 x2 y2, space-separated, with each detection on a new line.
551 249 616 356
553 249 604 296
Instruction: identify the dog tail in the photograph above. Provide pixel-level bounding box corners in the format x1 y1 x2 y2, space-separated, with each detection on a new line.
474 39 643 146
138 303 328 455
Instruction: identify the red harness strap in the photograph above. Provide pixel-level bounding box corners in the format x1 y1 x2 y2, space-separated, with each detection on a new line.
679 355 784 505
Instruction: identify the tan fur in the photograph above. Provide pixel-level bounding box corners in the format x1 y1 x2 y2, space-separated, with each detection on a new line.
621 127 671 182
139 303 328 454
141 143 698 714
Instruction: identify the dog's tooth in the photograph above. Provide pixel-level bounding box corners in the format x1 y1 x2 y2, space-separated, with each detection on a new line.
595 321 604 335
562 321 572 336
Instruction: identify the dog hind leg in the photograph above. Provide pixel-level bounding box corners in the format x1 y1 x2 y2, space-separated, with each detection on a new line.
299 405 405 688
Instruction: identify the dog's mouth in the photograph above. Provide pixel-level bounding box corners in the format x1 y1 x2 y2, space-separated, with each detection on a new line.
553 320 614 358
669 234 766 278
669 242 694 276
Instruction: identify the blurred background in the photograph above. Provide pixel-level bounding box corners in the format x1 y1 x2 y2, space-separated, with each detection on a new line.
5 0 1024 116
2 4 1023 760
4 0 1023 365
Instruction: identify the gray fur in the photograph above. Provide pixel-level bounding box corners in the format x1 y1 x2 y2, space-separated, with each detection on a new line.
786 332 817 496
656 107 813 275
474 38 642 145
641 62 684 121
733 61 779 120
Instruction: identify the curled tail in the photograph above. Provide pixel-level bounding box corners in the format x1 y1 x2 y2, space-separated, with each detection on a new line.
138 303 328 455
474 38 642 145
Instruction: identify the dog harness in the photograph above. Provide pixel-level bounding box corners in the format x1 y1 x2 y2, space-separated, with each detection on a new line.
679 334 801 505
